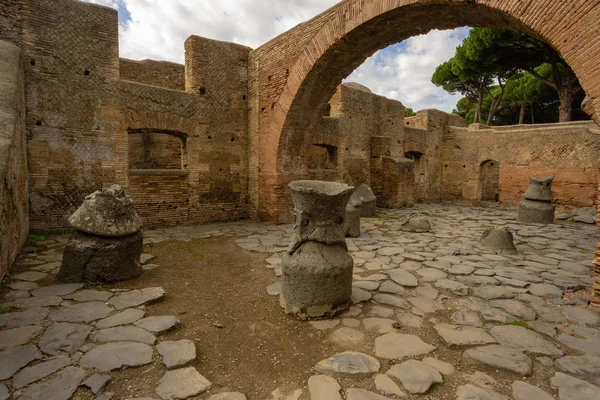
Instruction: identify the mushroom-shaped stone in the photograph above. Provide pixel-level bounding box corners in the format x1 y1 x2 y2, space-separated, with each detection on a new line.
350 184 377 217
523 176 554 202
480 227 517 253
69 184 142 237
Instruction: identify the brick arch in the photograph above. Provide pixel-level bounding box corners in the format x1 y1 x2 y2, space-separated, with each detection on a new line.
250 0 600 221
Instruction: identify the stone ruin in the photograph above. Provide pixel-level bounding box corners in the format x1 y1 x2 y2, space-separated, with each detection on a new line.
280 180 354 319
517 176 556 224
400 214 431 233
351 184 377 217
480 227 517 254
345 197 361 238
58 185 143 283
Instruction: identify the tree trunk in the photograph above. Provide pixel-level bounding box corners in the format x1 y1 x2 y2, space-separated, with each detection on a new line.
486 84 505 126
519 103 526 124
557 86 575 122
474 91 484 124
530 102 534 124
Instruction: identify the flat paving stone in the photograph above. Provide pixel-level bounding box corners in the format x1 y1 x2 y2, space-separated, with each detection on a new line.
155 367 212 400
13 355 71 389
550 372 599 400
31 283 83 297
422 357 455 376
450 310 482 327
63 290 113 302
464 345 532 375
434 279 469 295
562 306 600 327
94 326 156 345
374 374 406 397
14 366 86 400
38 322 92 355
308 375 341 400
527 283 563 298
488 299 535 321
7 295 62 309
0 325 43 350
329 327 366 346
416 268 447 282
134 316 179 333
95 308 145 329
386 359 443 394
375 333 436 359
0 344 42 380
353 281 380 290
490 325 563 356
346 388 394 400
447 264 475 275
314 351 380 377
7 282 39 291
12 271 48 282
512 381 553 400
472 286 515 300
362 318 396 334
208 393 247 400
267 281 281 296
408 297 446 313
372 294 409 309
49 302 113 323
82 374 112 394
387 269 418 287
80 342 153 371
351 287 372 303
0 307 49 328
456 384 508 400
157 340 197 369
309 320 340 330
555 355 600 385
108 287 166 310
0 385 7 400
434 324 496 347
557 326 600 356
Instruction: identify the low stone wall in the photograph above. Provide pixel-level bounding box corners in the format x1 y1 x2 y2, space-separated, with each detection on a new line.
0 40 29 279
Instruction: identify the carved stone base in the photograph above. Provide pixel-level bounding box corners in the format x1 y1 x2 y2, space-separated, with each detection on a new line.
517 199 555 224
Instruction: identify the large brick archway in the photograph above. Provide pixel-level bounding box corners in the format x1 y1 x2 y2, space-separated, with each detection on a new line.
248 0 600 222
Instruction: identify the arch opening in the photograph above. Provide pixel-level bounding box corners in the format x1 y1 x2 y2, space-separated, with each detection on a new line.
478 160 500 203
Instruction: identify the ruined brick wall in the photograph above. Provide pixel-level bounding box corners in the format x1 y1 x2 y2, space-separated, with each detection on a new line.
119 58 185 91
0 40 28 279
380 157 415 208
441 122 600 209
22 0 120 229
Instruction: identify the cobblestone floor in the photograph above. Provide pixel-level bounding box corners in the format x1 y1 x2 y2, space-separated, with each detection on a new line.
1 204 599 400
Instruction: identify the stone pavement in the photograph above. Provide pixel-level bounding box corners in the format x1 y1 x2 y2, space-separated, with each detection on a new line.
0 204 599 399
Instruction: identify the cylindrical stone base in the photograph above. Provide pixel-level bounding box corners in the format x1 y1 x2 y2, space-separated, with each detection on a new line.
280 242 353 320
59 230 143 283
517 199 555 224
345 205 361 238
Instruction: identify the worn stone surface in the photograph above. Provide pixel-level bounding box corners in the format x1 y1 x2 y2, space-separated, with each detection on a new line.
374 374 406 397
208 393 247 400
400 214 431 233
387 269 418 287
94 326 156 345
555 355 600 385
95 308 145 329
31 283 83 297
314 351 380 376
15 366 86 400
456 384 508 400
346 388 394 400
0 385 7 400
12 355 72 389
329 327 366 346
464 345 532 375
6 295 62 309
80 342 153 371
0 307 49 328
351 184 377 217
156 340 196 369
434 324 496 347
512 381 553 400
422 357 455 376
562 306 600 327
308 375 342 400
550 372 600 400
386 359 443 394
490 325 563 356
375 333 436 358
155 367 212 400
0 344 42 380
108 287 166 310
64 290 113 302
49 302 113 323
38 322 92 354
134 316 179 333
59 231 143 283
0 325 43 350
69 184 142 236
83 374 112 395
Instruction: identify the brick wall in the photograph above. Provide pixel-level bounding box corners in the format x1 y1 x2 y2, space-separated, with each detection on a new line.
120 58 185 91
0 40 28 279
441 122 600 209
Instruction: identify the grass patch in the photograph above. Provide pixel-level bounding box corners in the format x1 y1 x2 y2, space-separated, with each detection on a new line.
25 229 71 246
0 305 10 314
503 320 532 329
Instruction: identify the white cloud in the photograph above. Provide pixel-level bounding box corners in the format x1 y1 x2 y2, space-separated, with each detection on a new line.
345 28 470 112
82 0 468 112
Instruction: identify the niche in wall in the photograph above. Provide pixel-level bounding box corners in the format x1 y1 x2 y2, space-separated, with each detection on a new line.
128 129 187 170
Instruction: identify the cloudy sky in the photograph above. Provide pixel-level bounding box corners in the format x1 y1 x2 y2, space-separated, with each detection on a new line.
84 0 469 112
